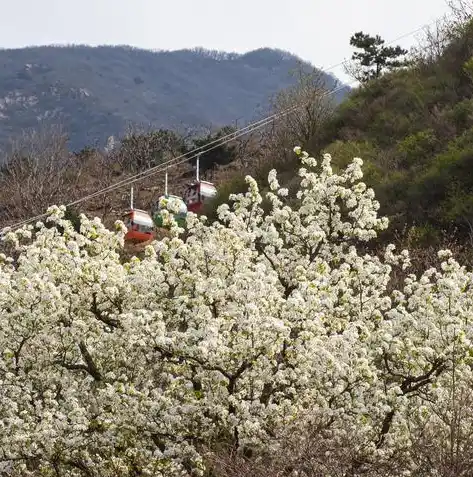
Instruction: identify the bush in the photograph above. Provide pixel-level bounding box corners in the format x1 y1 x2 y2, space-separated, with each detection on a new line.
323 139 382 178
396 128 438 168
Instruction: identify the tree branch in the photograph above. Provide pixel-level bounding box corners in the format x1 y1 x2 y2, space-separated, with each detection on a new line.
91 292 121 329
55 341 102 381
376 355 447 447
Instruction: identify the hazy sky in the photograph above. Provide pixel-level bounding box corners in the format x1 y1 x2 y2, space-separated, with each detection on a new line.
0 0 453 83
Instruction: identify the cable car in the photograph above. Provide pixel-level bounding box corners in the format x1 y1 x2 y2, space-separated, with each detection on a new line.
183 154 217 213
123 187 155 243
153 195 188 228
152 170 188 228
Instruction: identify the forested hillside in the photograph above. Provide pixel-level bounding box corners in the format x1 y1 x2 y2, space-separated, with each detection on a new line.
207 8 473 248
322 17 473 240
0 45 349 151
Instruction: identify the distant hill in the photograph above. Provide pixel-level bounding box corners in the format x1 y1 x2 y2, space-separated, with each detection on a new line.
0 45 350 151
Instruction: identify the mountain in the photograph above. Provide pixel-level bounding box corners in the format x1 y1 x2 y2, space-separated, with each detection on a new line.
0 45 350 151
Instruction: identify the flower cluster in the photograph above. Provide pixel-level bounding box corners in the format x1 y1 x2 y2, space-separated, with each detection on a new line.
0 148 471 475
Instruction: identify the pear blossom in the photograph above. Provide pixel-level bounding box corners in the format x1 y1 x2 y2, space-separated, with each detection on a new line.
0 148 471 475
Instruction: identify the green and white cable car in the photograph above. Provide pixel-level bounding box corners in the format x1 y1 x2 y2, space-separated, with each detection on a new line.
152 170 188 228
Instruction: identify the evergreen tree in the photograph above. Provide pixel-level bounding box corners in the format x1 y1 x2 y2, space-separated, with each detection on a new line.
191 126 238 173
347 31 408 83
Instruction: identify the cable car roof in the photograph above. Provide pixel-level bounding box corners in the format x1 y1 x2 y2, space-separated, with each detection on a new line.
129 209 154 227
158 194 186 202
199 181 217 197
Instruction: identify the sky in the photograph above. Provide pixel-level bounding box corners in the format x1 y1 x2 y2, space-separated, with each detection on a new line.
0 0 454 83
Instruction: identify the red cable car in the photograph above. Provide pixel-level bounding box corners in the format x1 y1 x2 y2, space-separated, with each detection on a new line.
183 181 217 213
123 187 155 243
123 209 155 243
183 155 217 213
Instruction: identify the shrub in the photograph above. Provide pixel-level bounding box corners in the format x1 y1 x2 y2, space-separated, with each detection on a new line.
396 128 438 168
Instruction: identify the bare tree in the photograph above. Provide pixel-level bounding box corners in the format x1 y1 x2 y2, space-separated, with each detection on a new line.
0 125 82 226
448 0 473 24
112 123 189 172
418 19 450 63
263 65 336 160
410 14 456 68
410 1 473 68
73 147 121 226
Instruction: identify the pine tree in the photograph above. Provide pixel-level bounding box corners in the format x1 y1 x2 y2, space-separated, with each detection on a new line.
347 32 408 83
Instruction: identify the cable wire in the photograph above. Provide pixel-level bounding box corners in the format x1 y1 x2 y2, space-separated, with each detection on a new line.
3 13 450 232
3 81 349 231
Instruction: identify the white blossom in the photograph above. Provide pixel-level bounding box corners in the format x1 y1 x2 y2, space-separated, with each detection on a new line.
0 148 470 475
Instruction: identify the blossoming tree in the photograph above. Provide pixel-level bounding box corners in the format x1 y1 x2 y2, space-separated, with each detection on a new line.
0 148 472 476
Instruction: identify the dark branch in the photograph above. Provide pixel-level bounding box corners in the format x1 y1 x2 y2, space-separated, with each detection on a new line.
91 292 121 329
255 240 296 298
55 341 102 381
78 341 102 381
376 355 447 448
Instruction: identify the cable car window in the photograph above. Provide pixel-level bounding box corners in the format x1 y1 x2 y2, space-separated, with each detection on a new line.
184 185 199 203
138 224 153 233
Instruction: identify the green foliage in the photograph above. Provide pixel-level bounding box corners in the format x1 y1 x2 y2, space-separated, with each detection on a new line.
462 56 473 82
412 130 473 228
442 98 473 132
191 126 239 173
396 129 438 167
323 140 381 175
64 207 82 232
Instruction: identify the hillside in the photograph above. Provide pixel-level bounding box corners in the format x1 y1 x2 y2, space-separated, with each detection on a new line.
0 45 349 152
204 16 473 248
319 19 473 242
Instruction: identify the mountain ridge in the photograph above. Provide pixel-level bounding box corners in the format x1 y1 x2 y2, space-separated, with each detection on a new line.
0 44 350 151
